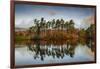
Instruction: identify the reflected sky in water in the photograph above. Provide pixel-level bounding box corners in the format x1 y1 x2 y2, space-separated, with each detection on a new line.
15 42 94 66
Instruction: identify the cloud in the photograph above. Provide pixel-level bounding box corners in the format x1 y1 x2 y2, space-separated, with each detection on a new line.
83 15 95 24
15 19 34 28
32 8 57 16
48 10 56 16
80 15 95 29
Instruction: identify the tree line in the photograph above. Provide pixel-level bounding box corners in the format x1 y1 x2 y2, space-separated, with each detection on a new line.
15 17 95 41
29 17 75 32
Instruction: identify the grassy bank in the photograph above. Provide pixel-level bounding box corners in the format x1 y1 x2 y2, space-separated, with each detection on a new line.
15 35 31 41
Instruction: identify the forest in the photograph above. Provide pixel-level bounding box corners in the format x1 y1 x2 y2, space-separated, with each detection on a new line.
15 17 95 42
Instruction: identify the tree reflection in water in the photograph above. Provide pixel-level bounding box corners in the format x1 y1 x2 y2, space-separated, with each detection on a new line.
27 40 78 61
16 39 95 61
86 39 95 52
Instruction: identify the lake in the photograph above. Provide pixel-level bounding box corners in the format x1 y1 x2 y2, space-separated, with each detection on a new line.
15 40 95 66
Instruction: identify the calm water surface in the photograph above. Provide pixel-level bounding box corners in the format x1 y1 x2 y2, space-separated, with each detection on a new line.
15 40 95 66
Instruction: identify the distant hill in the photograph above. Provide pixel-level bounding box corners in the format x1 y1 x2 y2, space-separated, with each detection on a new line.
15 27 28 32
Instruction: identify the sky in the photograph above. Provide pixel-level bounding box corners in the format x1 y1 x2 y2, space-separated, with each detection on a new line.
15 4 95 29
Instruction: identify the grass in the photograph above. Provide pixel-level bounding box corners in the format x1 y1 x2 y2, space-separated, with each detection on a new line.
15 35 30 41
